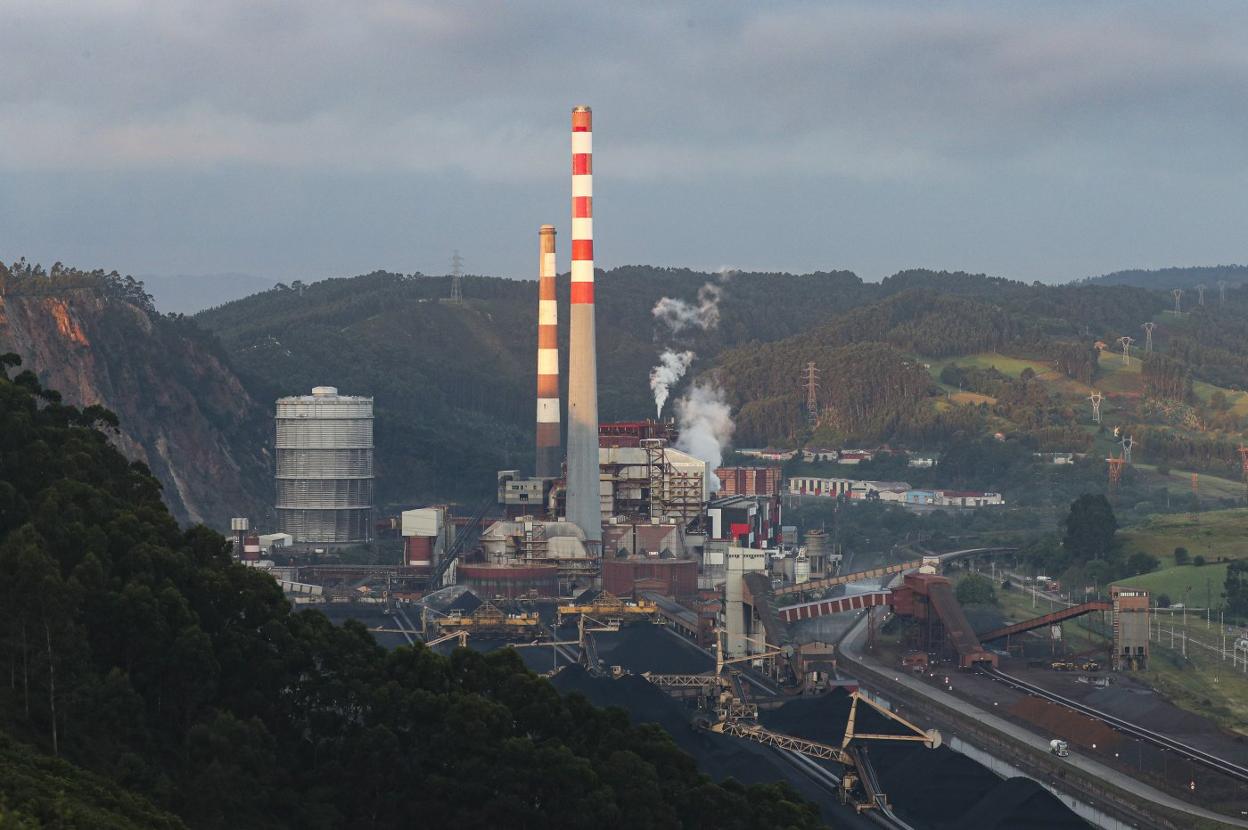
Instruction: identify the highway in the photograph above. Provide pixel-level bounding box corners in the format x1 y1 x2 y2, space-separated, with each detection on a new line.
838 608 1248 829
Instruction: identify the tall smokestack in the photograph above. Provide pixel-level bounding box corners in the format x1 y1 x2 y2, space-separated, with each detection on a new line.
535 224 560 478
565 105 601 547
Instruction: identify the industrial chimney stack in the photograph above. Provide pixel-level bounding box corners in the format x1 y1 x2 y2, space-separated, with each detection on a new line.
565 105 601 547
535 224 561 478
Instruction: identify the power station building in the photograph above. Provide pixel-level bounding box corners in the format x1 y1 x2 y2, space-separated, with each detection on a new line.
275 386 374 544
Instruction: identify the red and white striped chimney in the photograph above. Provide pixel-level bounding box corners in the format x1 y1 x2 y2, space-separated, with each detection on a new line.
565 105 601 546
535 224 561 478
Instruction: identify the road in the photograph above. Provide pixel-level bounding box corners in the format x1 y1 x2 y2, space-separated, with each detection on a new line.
839 609 1248 829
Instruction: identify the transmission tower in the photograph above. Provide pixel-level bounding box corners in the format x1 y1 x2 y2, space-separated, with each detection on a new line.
1117 335 1134 365
1142 321 1155 353
1196 284 1206 306
450 250 464 304
1219 280 1229 305
1106 454 1126 501
1238 444 1248 504
1190 472 1200 522
1088 390 1103 424
802 362 820 425
1119 434 1134 465
1171 288 1183 315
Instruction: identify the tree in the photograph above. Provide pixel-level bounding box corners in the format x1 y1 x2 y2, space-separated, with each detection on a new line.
1061 494 1118 562
1193 554 1207 567
1126 552 1159 576
1173 547 1190 566
1157 593 1172 609
1020 367 1036 381
1225 561 1248 618
956 573 997 606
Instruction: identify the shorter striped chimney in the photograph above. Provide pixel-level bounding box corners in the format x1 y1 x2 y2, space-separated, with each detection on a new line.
535 224 561 478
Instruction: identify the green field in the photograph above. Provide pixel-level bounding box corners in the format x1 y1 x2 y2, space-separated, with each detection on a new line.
1116 563 1230 609
924 352 1049 381
1118 508 1248 567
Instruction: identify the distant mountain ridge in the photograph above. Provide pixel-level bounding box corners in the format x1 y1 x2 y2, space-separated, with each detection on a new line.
1079 265 1248 291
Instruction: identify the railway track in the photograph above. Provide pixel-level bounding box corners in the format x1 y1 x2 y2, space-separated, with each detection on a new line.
983 666 1248 784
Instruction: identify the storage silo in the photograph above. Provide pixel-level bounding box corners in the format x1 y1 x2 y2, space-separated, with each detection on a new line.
275 386 374 544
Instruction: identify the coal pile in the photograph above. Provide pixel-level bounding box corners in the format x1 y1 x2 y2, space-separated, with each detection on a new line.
950 775 1088 830
595 623 714 675
553 666 788 785
761 693 1091 830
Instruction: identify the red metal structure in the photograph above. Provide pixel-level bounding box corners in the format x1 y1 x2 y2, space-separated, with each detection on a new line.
779 591 891 624
977 600 1110 643
891 573 997 668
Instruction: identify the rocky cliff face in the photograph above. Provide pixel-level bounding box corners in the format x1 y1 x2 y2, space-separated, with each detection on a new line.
0 287 271 528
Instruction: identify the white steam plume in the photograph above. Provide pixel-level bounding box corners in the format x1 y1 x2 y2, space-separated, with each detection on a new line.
650 349 695 418
675 382 735 491
652 269 734 334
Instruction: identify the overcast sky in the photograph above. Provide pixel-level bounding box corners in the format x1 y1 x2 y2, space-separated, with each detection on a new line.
2 0 1246 284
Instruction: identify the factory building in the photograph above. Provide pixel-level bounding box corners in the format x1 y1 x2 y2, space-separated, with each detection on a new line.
401 507 453 578
715 466 783 497
1110 586 1150 670
706 494 782 549
478 518 596 596
599 419 677 448
275 386 373 544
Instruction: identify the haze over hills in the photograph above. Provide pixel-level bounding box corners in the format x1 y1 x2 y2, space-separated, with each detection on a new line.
5 257 1248 521
139 272 277 315
1079 265 1248 291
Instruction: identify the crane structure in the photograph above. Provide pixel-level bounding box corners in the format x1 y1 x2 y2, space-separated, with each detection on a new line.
1088 390 1103 424
1118 336 1134 365
1142 321 1156 353
423 630 469 648
556 592 659 627
708 689 940 812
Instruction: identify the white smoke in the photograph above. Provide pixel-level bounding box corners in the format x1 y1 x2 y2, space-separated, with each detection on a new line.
675 382 735 491
650 349 695 418
651 270 734 334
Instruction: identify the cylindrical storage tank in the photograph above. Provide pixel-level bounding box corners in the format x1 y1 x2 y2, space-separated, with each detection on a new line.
794 553 810 584
804 528 828 575
275 386 374 544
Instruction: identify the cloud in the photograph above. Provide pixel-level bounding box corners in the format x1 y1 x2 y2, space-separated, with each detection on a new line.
2 1 1247 181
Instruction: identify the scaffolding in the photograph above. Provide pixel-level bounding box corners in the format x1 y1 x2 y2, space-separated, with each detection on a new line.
640 438 704 526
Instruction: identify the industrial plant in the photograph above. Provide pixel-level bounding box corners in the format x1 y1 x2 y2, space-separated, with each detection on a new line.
219 106 1248 827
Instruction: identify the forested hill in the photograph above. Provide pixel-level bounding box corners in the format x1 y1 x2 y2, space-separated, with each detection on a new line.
714 274 1248 455
195 266 874 509
0 261 271 527
1080 265 1248 291
0 362 820 828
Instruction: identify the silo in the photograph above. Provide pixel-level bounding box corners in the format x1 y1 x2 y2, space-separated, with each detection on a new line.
275 386 373 544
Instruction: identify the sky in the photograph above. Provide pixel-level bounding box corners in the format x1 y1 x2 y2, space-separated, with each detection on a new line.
2 0 1247 284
